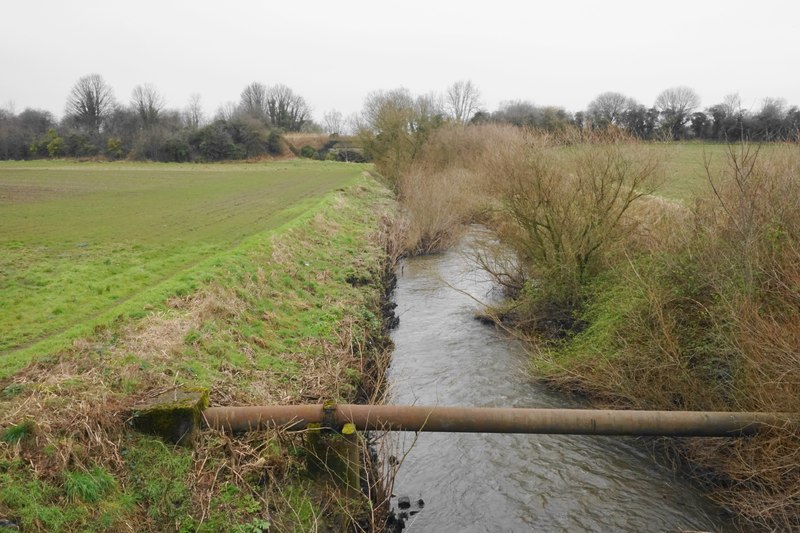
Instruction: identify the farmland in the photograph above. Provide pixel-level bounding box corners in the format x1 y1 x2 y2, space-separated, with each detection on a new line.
0 160 396 531
0 160 366 376
654 142 777 201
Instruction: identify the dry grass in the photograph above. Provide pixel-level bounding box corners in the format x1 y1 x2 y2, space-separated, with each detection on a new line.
283 133 334 152
400 124 663 330
397 124 514 254
535 144 800 530
390 121 799 529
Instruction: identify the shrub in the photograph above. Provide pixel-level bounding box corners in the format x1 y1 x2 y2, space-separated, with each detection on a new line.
105 136 124 159
62 133 98 157
489 136 660 321
543 144 800 529
395 124 508 253
357 88 445 188
265 131 283 155
336 149 367 163
162 136 190 162
299 145 318 158
396 124 661 326
29 128 63 158
190 123 239 162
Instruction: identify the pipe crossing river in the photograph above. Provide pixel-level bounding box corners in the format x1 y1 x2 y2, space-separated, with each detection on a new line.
384 229 739 532
203 404 790 437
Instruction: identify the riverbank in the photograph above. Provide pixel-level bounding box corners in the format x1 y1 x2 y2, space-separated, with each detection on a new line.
381 124 799 531
0 168 399 531
386 233 733 531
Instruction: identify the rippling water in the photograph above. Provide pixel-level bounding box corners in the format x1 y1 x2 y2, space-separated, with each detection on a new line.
386 234 733 532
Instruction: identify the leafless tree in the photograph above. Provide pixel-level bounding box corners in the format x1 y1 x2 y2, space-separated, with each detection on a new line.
757 97 788 140
759 97 786 116
417 91 445 121
587 91 630 127
445 80 482 125
357 88 444 184
239 82 269 122
722 93 743 117
215 101 238 122
655 86 700 139
131 84 165 128
346 112 361 136
65 74 116 134
265 84 310 131
184 93 204 129
323 109 344 135
359 88 414 134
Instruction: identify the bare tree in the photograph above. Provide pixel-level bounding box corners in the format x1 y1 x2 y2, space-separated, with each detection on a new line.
756 97 788 140
131 84 165 128
323 109 344 135
655 86 700 139
184 93 204 129
345 112 361 136
265 84 310 131
722 93 743 118
215 101 238 122
445 80 482 125
239 82 269 122
357 88 444 184
587 91 630 127
65 74 116 134
415 91 445 133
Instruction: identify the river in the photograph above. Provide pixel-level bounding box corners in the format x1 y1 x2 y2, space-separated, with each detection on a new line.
385 232 734 532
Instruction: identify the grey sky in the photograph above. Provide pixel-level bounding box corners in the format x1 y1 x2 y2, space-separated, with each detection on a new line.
2 0 798 123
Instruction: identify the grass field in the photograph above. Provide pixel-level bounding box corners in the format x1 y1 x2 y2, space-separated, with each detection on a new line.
0 160 366 375
652 142 787 201
0 162 395 531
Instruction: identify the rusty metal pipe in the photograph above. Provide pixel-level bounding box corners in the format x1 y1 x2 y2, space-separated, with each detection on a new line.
202 404 793 437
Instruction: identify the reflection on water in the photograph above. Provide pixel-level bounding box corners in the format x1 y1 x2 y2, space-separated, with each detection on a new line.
387 234 733 532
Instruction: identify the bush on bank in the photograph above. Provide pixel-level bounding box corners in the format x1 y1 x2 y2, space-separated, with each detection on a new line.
543 144 800 529
390 122 800 530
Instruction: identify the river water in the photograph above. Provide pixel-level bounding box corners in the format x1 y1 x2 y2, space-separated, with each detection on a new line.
386 233 734 532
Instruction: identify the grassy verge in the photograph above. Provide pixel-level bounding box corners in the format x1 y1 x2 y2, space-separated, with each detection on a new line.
0 165 398 531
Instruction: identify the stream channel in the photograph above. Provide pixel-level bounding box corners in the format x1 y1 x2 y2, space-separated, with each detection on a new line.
385 230 735 532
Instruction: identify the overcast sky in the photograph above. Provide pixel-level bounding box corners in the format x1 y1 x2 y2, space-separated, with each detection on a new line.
2 0 798 123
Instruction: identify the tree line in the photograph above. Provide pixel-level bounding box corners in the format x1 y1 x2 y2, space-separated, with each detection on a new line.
2 76 798 162
472 87 800 142
0 74 315 162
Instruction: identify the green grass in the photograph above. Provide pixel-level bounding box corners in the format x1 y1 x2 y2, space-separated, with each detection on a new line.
0 160 366 375
0 165 395 531
1 419 34 443
63 467 117 504
651 142 785 202
654 143 720 201
0 460 133 532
